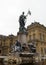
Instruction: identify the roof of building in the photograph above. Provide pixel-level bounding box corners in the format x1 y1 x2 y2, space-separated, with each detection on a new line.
27 22 46 31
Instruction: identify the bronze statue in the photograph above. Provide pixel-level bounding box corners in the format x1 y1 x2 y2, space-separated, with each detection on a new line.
19 12 26 28
19 11 31 32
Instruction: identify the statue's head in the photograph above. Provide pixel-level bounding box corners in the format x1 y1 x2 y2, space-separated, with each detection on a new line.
22 12 24 15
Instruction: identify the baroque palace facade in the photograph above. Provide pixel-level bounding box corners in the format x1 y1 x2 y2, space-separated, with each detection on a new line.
27 22 46 56
0 22 46 56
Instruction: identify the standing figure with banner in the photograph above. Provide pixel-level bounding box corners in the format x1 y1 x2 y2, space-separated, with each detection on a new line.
19 11 31 32
19 12 26 30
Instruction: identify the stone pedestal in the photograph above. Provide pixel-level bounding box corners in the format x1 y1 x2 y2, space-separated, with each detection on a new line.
17 32 27 44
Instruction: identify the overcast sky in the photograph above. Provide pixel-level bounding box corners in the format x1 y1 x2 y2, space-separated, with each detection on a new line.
0 0 46 36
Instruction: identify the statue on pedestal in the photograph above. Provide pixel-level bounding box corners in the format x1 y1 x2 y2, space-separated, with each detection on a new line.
18 11 31 44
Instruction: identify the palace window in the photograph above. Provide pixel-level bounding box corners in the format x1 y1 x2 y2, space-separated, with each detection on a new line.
0 50 1 53
44 48 46 54
40 33 44 41
43 34 45 41
29 35 31 40
33 33 35 40
40 33 42 40
0 40 2 46
41 48 43 54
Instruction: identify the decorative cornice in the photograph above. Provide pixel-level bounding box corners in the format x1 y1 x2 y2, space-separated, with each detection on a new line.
27 22 46 31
